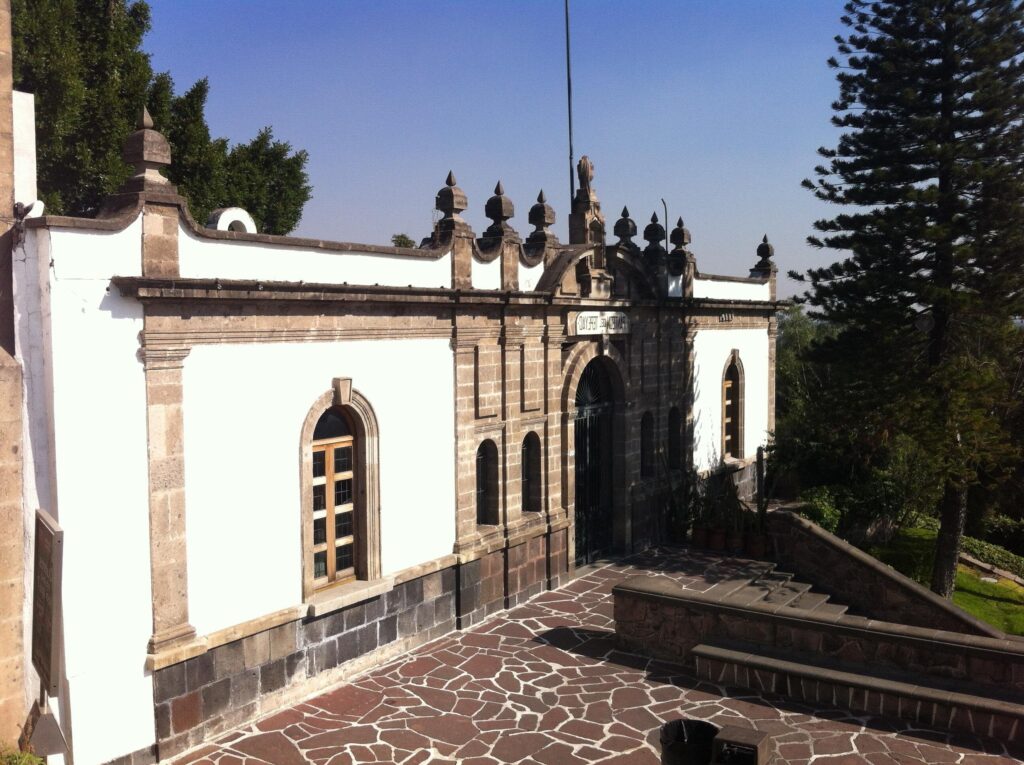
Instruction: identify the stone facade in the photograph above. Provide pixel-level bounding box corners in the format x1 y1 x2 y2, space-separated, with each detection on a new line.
8 99 779 762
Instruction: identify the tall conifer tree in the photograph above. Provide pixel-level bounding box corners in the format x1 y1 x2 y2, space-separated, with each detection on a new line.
798 0 1024 596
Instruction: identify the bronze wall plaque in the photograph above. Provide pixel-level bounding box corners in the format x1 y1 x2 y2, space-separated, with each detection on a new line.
32 509 63 696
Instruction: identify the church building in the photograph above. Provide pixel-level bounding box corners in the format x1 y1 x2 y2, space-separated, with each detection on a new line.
5 95 779 763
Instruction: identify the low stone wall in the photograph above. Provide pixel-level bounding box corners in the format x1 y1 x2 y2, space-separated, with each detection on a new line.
766 510 1001 637
613 576 1024 694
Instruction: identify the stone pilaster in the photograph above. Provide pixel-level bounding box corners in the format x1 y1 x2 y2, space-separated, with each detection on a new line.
0 359 24 743
0 0 26 744
142 345 196 653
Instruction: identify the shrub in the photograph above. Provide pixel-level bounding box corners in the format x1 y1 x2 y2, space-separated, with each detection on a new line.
0 747 43 765
797 486 841 533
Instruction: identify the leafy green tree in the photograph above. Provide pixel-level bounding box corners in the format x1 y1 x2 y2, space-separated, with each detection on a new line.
391 234 416 248
798 0 1024 596
224 128 311 235
13 0 153 215
13 1 312 234
148 75 228 226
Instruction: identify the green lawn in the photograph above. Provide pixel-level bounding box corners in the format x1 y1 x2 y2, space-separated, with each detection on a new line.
868 527 1024 636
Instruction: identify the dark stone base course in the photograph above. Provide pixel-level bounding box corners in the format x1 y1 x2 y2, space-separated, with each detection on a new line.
151 528 570 761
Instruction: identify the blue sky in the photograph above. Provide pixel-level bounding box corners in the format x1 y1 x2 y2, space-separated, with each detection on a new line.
146 1 847 297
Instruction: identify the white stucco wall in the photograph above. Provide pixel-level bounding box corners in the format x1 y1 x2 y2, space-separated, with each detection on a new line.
13 90 36 205
518 261 543 292
40 220 156 765
178 225 453 289
182 338 456 637
471 255 501 291
691 327 770 472
692 276 770 302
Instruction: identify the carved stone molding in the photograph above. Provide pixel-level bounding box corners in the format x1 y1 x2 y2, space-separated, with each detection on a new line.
138 346 190 370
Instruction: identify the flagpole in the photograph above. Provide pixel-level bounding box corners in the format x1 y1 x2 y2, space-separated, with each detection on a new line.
565 0 575 203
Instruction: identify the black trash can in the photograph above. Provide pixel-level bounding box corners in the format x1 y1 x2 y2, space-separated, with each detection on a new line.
660 719 720 765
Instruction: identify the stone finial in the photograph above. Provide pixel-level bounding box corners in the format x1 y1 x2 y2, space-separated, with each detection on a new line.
754 234 777 271
436 170 468 219
569 154 605 245
670 217 692 252
484 180 514 230
613 206 637 248
643 212 666 249
528 190 556 232
120 105 174 192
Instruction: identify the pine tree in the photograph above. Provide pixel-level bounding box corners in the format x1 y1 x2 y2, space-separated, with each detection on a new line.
798 0 1024 596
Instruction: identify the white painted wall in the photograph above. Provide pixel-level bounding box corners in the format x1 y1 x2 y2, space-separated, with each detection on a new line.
178 225 453 289
13 91 36 205
183 339 455 637
692 276 770 302
691 327 770 472
39 220 157 765
518 261 543 292
471 255 501 291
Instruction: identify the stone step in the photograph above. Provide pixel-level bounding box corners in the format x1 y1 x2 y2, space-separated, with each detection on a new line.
760 580 813 608
808 600 849 618
692 643 1023 745
787 591 829 612
722 583 777 607
702 564 775 600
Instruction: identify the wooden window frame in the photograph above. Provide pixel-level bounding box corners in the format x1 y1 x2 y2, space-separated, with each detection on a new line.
722 350 745 460
300 382 382 601
312 426 358 588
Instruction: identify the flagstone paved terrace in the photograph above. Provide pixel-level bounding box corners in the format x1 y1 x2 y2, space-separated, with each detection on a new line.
177 549 1023 765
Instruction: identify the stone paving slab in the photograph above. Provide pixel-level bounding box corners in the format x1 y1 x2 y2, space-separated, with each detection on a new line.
178 548 1023 764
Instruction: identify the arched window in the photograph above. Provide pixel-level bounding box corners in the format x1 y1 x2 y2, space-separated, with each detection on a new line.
723 352 743 459
640 411 655 478
476 439 499 525
668 406 681 470
311 407 357 586
521 432 542 513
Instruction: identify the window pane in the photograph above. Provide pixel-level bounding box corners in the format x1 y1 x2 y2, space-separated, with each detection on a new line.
313 484 326 512
312 451 325 479
313 517 326 545
335 543 353 572
334 446 352 473
335 478 353 506
314 551 327 579
336 511 353 538
314 408 351 440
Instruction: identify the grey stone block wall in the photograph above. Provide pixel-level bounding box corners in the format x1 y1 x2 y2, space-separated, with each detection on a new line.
150 567 457 760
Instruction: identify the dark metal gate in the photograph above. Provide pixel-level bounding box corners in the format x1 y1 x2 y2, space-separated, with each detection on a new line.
574 361 613 565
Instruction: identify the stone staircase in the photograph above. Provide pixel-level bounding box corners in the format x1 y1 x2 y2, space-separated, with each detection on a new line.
699 560 851 618
613 560 1024 749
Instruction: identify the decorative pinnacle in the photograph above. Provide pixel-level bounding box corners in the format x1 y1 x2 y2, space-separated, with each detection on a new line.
670 216 692 251
643 211 666 248
528 187 556 234
613 206 637 243
494 181 504 195
484 179 515 236
139 106 154 130
755 233 775 266
436 170 467 219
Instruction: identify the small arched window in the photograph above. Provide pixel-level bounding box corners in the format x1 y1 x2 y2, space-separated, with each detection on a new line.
311 407 357 586
521 432 542 513
668 406 681 470
476 439 499 525
640 411 655 478
723 353 743 459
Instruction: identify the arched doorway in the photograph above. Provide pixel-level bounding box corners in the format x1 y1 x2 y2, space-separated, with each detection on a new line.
574 359 614 565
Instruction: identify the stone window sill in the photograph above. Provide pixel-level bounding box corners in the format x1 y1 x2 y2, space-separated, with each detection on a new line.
306 575 395 618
